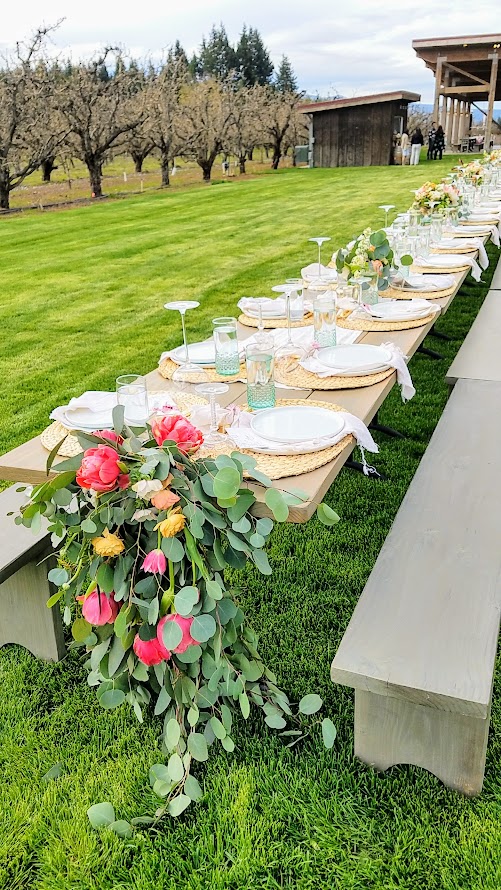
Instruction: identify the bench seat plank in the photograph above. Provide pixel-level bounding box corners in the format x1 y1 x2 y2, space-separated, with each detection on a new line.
446 290 501 387
331 378 501 721
491 260 501 290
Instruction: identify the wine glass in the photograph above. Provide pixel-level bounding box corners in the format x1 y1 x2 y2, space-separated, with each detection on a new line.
274 286 307 375
164 300 208 386
195 382 232 449
379 204 395 228
309 237 331 277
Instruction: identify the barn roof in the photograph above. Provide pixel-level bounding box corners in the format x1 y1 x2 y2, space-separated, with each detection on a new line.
297 91 421 115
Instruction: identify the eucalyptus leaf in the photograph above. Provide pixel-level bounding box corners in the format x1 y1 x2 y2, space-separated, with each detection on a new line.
168 794 191 817
165 719 181 750
108 820 133 839
162 620 183 651
316 502 340 526
100 689 126 709
190 614 217 644
187 732 209 762
167 752 184 783
184 775 203 801
48 567 69 587
213 466 241 500
264 489 289 522
321 717 337 749
87 802 115 829
298 693 323 715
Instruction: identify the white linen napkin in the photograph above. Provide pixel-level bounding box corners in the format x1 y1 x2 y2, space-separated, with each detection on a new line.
389 273 455 291
416 253 482 282
159 337 245 366
434 238 489 268
301 263 338 283
51 391 178 428
449 224 500 246
300 342 416 402
227 408 379 463
243 324 359 352
237 297 287 316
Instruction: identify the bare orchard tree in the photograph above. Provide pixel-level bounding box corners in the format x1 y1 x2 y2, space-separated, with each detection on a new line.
256 87 303 169
178 78 233 182
145 58 188 187
283 106 308 166
0 28 68 210
407 104 433 137
126 127 154 173
228 84 261 174
56 50 147 198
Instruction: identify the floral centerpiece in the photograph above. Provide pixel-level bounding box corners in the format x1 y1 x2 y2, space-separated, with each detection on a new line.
18 407 337 832
335 228 396 291
411 181 460 214
455 160 485 186
483 149 501 167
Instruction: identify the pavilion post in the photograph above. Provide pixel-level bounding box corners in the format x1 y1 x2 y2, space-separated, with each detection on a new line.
451 99 460 148
485 53 499 151
433 56 444 124
445 96 454 148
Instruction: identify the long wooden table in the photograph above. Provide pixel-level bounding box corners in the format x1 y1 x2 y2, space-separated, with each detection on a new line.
0 253 484 522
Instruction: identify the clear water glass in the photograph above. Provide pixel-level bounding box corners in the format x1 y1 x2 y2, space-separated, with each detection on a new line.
430 214 443 244
285 278 304 320
246 344 275 410
116 374 148 426
313 294 337 347
212 316 240 376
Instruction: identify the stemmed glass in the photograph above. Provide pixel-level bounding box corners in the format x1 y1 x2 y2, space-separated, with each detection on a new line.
195 382 231 449
379 204 395 228
164 300 208 386
274 286 307 374
309 237 331 277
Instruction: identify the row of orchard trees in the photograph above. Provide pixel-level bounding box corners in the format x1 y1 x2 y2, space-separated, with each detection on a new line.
0 26 306 210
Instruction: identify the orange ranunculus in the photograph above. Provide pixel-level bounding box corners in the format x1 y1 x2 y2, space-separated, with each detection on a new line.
151 488 180 510
156 513 186 538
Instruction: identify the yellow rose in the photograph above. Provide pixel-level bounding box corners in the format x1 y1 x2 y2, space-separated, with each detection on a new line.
156 513 186 538
92 528 125 557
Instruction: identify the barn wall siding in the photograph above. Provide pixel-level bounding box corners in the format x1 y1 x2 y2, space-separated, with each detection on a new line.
312 100 409 168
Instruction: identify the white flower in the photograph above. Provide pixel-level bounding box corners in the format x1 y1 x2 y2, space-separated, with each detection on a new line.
132 479 163 499
132 508 158 522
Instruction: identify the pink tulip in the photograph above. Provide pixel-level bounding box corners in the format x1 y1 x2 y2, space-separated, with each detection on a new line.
133 633 170 666
157 614 195 654
92 430 124 445
78 589 119 626
142 549 167 575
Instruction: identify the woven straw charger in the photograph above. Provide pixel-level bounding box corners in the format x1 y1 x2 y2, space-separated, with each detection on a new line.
273 355 394 391
382 282 456 300
202 399 354 481
238 311 313 330
159 356 245 383
40 392 208 458
412 261 470 274
336 308 438 333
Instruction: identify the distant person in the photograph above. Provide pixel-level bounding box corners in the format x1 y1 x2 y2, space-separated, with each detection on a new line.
222 159 230 176
401 130 410 164
434 125 445 160
410 128 424 165
427 122 437 160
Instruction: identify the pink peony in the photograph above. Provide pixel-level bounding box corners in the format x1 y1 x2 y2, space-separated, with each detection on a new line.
142 549 167 575
92 430 124 445
76 444 130 493
133 633 170 666
150 413 204 453
78 589 120 626
157 614 195 654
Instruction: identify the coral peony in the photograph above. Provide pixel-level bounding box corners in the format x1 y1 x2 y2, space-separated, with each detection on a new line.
150 488 180 510
76 444 129 493
133 633 170 666
78 589 119 626
156 512 186 538
150 413 203 453
157 614 195 654
92 430 123 445
92 528 125 557
142 549 167 574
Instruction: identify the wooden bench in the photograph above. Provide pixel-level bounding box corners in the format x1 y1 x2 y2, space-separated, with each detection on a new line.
0 487 64 661
331 378 501 795
491 261 501 291
446 289 501 388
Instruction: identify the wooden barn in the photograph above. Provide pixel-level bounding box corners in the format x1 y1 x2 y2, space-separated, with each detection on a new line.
298 91 421 168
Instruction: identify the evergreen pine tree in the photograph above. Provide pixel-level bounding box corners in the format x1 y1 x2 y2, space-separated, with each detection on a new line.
274 55 298 93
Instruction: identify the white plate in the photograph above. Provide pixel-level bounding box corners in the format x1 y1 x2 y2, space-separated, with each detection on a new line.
250 406 345 444
63 408 114 430
317 344 392 374
170 341 216 366
370 302 431 321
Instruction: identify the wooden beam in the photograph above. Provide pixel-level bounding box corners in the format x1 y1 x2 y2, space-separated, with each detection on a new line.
442 61 490 87
485 53 499 150
442 85 489 95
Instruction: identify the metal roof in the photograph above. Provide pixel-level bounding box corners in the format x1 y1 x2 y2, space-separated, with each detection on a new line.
297 91 421 115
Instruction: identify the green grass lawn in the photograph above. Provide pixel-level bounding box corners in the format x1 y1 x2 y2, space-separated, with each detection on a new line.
1 159 501 890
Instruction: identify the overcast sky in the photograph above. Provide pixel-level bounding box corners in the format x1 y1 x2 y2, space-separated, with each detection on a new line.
3 0 500 103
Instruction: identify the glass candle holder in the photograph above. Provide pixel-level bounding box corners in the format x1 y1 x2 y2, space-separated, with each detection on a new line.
116 374 148 426
245 344 275 410
313 293 337 347
212 317 240 376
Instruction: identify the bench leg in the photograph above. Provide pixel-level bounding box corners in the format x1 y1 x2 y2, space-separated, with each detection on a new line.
354 689 489 796
0 558 65 662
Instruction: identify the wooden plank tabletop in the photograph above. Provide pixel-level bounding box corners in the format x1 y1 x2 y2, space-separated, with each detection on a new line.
330 378 501 718
0 243 488 522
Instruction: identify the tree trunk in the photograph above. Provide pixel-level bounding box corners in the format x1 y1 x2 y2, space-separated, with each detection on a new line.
247 147 254 161
292 148 297 167
239 155 246 175
160 154 170 188
41 157 57 182
87 158 103 198
0 173 9 210
199 160 213 182
271 140 282 169
132 154 144 174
